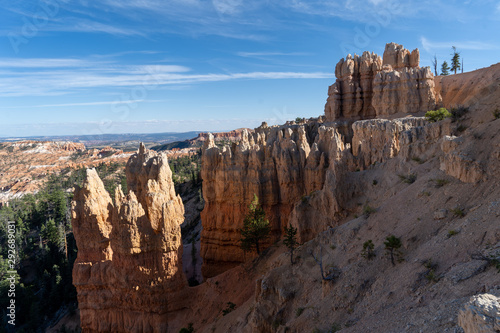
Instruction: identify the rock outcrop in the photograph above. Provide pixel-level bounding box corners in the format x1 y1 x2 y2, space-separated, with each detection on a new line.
193 128 252 143
200 115 452 277
325 42 438 121
72 144 186 332
458 294 500 333
200 123 338 277
440 136 484 183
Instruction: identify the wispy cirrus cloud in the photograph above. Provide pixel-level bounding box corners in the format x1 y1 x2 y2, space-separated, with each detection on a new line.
212 0 244 15
420 37 500 53
0 58 101 68
0 57 332 97
68 20 147 37
35 100 168 108
237 51 312 57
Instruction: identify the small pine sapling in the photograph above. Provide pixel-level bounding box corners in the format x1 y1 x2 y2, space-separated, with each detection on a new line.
361 240 376 260
240 194 271 255
384 235 402 266
283 225 298 265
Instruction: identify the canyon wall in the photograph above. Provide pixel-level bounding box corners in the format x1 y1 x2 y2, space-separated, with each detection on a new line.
325 42 438 121
200 123 343 277
72 144 186 332
200 115 452 277
199 43 486 279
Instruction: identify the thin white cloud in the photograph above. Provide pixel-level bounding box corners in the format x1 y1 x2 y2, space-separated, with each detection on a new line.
0 65 333 97
420 37 499 53
59 20 146 37
32 100 167 108
237 51 312 57
212 0 244 15
0 59 190 75
0 58 99 68
276 0 402 21
89 50 162 58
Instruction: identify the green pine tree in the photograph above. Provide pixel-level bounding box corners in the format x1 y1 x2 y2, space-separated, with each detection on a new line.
450 46 461 75
41 218 64 251
361 240 376 260
240 194 270 255
441 61 450 76
283 225 298 264
384 235 402 266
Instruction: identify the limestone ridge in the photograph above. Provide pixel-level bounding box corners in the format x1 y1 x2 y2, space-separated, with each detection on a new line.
200 115 453 278
72 143 186 333
325 42 438 121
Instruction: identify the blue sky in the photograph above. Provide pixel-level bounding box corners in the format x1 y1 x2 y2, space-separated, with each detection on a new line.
0 0 499 137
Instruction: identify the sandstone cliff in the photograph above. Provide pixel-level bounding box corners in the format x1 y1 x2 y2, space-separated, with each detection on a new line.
200 114 456 276
200 122 345 277
324 42 438 121
72 144 186 332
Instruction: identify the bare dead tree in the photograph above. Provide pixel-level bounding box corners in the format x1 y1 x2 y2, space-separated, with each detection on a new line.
432 55 438 76
309 247 339 281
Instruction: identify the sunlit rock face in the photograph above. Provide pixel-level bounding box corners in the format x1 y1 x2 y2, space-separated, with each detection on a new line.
199 108 452 278
325 42 438 121
72 143 186 333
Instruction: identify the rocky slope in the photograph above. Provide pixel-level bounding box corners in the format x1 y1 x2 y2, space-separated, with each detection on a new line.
72 144 186 332
199 44 499 279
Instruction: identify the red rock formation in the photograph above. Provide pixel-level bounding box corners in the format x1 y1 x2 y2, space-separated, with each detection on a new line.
0 140 132 202
194 128 252 143
200 123 343 278
200 114 455 275
72 144 186 332
325 42 438 121
325 51 382 120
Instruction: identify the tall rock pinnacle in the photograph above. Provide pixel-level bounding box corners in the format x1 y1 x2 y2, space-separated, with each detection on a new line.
72 143 186 332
